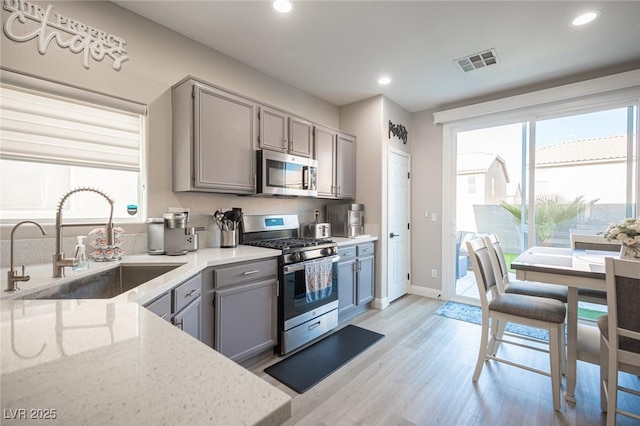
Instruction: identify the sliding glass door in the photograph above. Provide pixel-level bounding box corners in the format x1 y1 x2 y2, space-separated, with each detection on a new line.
454 123 526 301
532 106 636 247
452 104 637 303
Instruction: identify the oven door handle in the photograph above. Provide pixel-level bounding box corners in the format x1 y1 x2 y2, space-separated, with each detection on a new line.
283 255 340 273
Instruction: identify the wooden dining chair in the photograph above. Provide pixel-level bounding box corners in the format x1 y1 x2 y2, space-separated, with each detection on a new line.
570 233 621 305
484 234 568 303
484 234 567 369
466 237 566 411
598 257 640 425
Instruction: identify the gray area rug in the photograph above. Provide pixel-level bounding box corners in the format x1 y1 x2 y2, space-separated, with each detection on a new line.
434 301 549 341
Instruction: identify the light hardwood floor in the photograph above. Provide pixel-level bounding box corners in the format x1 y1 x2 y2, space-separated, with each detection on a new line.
250 295 640 426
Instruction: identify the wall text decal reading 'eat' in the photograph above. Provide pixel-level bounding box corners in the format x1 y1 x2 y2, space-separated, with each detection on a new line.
3 0 128 71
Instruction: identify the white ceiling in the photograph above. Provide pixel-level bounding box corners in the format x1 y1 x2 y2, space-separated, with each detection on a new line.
113 1 640 112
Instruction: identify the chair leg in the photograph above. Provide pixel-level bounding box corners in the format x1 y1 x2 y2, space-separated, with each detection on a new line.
549 325 562 411
488 319 506 356
606 349 618 426
473 311 490 382
600 335 609 412
560 322 567 375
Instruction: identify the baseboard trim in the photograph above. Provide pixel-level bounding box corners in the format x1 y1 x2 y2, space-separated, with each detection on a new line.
410 285 443 300
371 297 389 310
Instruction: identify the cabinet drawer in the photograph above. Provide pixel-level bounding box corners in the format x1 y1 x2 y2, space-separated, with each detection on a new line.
173 274 202 313
357 242 375 257
338 245 357 261
145 292 171 321
214 259 277 288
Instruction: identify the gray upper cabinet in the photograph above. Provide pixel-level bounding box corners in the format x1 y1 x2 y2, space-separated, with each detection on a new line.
172 78 257 194
258 105 288 153
259 105 313 158
336 132 356 199
315 126 356 199
315 125 337 198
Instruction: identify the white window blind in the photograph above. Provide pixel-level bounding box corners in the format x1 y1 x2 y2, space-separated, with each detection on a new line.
0 85 142 172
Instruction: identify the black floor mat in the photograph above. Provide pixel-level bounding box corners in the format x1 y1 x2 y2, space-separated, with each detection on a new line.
264 324 384 393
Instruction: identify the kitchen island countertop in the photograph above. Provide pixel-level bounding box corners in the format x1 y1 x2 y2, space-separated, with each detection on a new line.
1 246 290 425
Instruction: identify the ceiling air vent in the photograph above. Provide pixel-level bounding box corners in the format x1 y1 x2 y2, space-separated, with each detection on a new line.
455 48 499 72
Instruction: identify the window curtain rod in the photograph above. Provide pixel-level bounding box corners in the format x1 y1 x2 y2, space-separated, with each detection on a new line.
0 67 147 116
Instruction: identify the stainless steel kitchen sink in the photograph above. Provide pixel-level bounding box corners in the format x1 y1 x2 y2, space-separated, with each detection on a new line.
21 264 184 300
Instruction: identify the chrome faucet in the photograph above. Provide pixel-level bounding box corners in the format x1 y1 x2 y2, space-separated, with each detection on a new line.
53 187 115 278
6 221 47 292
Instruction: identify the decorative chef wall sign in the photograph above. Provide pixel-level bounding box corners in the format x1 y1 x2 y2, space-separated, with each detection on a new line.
2 0 128 71
389 120 408 144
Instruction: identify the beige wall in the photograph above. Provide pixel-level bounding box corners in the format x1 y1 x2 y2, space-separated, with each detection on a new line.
0 1 344 240
339 95 412 305
409 109 443 292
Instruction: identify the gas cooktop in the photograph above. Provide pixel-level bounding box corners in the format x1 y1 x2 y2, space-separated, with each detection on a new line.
245 237 333 251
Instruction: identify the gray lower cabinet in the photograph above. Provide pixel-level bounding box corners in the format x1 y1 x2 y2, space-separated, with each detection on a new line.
173 296 201 340
143 273 202 341
336 242 375 322
315 126 356 199
172 78 257 194
212 258 278 363
144 292 171 321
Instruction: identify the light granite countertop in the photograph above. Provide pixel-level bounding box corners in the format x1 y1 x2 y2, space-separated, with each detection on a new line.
1 247 290 425
331 236 378 246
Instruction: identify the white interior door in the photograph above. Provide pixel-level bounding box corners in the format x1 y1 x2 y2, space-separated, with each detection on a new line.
387 148 411 303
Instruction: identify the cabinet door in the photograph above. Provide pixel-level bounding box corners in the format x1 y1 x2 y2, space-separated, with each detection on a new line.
144 292 171 321
173 297 202 340
194 84 257 194
214 278 277 362
315 125 337 198
289 116 314 158
259 106 288 152
336 132 356 199
337 259 356 315
357 255 375 305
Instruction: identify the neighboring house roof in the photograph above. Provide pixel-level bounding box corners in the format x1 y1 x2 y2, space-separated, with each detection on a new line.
536 135 627 166
457 152 510 182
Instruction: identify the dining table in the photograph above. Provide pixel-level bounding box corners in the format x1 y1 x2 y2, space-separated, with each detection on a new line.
511 246 612 403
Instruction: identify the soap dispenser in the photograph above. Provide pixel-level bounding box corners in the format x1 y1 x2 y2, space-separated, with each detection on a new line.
72 236 89 271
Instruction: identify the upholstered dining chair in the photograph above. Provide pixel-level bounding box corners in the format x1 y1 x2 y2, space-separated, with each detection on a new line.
466 237 566 411
484 234 567 369
598 257 640 425
484 234 568 303
571 233 622 305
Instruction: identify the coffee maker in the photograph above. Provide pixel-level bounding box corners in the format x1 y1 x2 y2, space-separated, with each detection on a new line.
146 212 199 255
326 203 364 237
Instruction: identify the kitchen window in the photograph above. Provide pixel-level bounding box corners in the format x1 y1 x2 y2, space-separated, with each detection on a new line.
0 70 147 223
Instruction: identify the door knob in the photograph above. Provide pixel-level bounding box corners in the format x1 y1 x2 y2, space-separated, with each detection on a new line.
389 233 400 238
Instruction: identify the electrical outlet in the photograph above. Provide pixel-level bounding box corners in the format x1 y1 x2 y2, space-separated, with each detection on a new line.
431 269 438 278
314 209 320 221
431 213 438 222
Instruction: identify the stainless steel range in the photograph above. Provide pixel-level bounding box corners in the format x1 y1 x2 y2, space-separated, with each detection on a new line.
242 214 339 355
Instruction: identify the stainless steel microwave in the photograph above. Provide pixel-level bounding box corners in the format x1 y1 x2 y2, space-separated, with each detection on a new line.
256 150 318 197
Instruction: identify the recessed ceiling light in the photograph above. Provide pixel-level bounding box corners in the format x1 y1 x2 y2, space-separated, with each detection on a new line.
571 10 600 26
273 0 292 14
378 76 391 85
